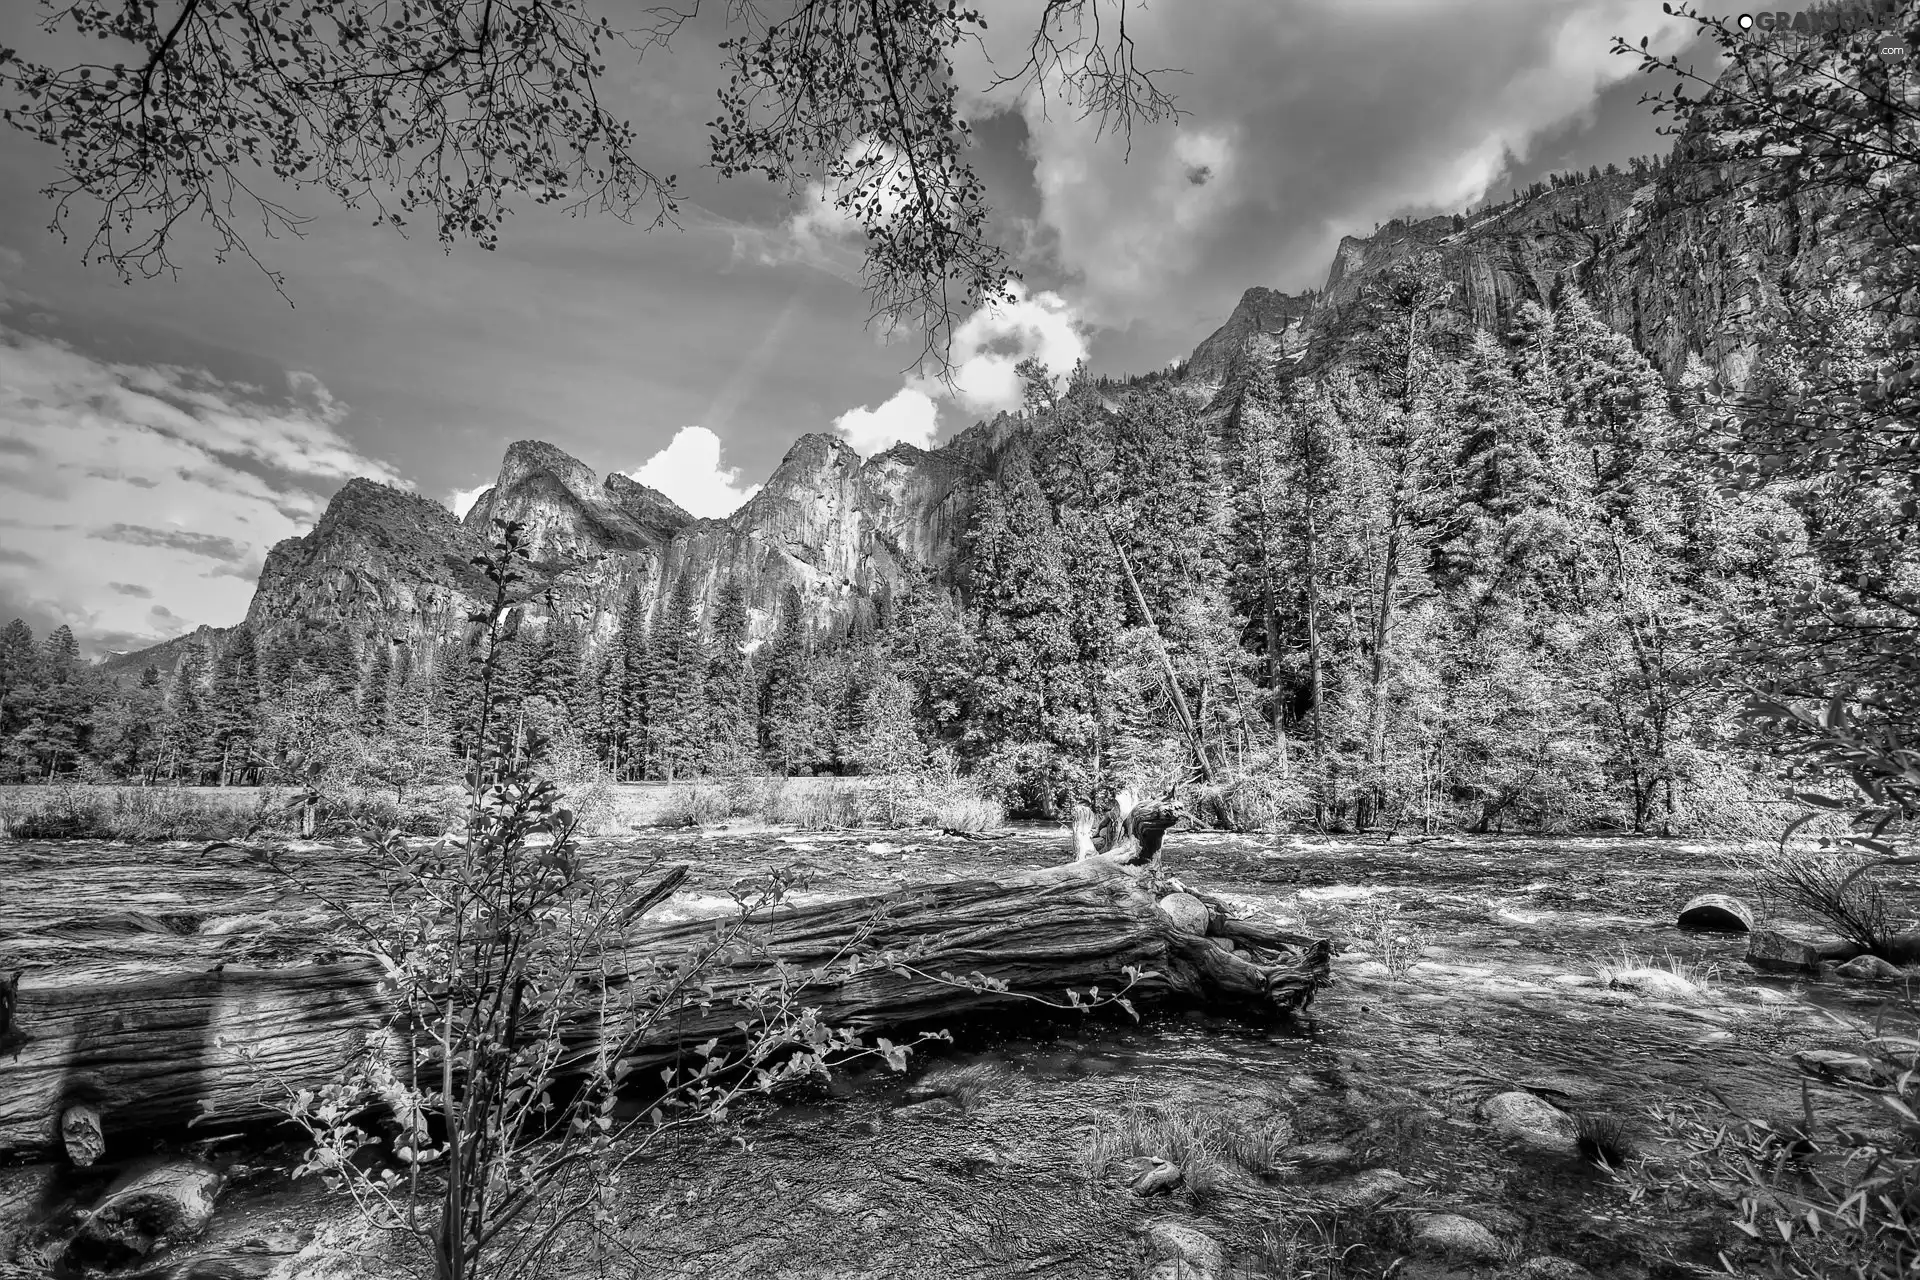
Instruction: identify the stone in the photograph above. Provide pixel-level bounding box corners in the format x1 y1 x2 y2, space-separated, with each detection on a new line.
1834 954 1902 981
1321 1167 1409 1210
1157 893 1211 935
1137 1220 1225 1278
1131 1158 1184 1197
1481 1091 1576 1154
1606 967 1704 1003
1676 893 1752 932
1285 1141 1354 1168
1747 930 1821 974
1505 1259 1597 1280
1792 1049 1888 1084
63 1160 224 1271
1411 1213 1507 1264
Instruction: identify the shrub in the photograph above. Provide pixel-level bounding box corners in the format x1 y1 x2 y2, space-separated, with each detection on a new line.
1757 847 1898 955
1626 1028 1919 1278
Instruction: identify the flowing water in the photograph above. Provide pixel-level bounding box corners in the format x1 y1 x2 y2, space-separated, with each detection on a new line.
2 828 1913 1279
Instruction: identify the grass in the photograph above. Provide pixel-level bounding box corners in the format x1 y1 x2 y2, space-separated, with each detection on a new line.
1592 947 1722 991
0 782 464 841
1079 1094 1297 1211
657 773 1003 832
1757 847 1900 956
1573 1110 1638 1168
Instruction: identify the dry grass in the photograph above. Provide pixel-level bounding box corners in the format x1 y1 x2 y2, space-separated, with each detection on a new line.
0 782 463 841
1079 1094 1297 1211
655 773 1003 832
1592 948 1722 990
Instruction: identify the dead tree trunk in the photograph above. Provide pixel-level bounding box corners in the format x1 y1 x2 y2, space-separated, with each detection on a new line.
0 863 1327 1159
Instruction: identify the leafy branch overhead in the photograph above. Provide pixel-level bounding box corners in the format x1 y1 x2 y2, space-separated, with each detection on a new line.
0 0 1180 365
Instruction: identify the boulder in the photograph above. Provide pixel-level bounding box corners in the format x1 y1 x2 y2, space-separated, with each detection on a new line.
1606 968 1704 1003
1834 954 1903 981
63 1160 224 1272
1321 1167 1409 1210
1676 893 1752 932
1131 1158 1184 1197
1137 1220 1225 1280
1792 1049 1888 1084
1747 930 1821 974
1481 1092 1576 1155
1157 893 1211 936
1411 1213 1507 1264
1505 1260 1597 1280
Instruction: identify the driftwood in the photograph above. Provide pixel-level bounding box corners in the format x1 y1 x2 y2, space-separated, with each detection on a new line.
1 851 1327 1159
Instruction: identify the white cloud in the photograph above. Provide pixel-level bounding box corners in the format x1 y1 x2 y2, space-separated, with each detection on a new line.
447 483 492 519
0 325 409 653
911 280 1091 416
833 387 941 456
626 426 760 519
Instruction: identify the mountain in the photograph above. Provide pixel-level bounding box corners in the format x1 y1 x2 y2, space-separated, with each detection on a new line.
107 142 1828 670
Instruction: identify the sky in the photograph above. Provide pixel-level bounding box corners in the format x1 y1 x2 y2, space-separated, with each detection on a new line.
0 0 1710 655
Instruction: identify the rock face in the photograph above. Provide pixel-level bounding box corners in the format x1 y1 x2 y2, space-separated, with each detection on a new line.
224 433 981 660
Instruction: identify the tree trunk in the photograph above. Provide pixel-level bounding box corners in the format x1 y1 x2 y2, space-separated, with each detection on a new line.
0 863 1328 1159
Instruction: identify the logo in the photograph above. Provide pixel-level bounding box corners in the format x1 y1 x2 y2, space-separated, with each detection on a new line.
1736 3 1910 61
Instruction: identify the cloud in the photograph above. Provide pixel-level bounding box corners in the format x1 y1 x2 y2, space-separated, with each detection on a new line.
908 280 1091 417
958 0 1693 325
626 426 760 519
447 483 492 519
0 324 409 653
833 387 941 456
95 524 251 563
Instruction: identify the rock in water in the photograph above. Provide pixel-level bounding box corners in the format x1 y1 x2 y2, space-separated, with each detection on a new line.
1509 1260 1597 1280
1481 1092 1576 1155
1130 1158 1184 1197
63 1160 224 1271
1607 968 1704 1003
1157 893 1211 935
1834 954 1902 981
1677 893 1752 933
1746 930 1821 974
1321 1167 1409 1210
1410 1213 1507 1264
1137 1220 1225 1280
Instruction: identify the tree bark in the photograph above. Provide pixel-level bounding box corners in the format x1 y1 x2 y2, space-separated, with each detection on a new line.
0 863 1327 1159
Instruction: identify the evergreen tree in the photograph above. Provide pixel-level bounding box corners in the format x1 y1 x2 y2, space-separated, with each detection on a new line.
612 584 651 780
760 585 817 773
160 644 213 783
702 577 755 774
359 638 395 734
646 573 707 781
210 625 264 785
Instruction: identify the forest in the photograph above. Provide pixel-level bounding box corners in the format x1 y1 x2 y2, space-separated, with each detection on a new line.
0 258 1848 839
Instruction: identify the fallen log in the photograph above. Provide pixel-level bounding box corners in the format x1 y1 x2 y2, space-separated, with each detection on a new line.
1 861 1327 1159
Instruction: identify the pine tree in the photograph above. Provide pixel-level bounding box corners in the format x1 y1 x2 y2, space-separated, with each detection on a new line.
160 644 213 783
759 585 821 774
210 625 264 785
612 584 651 780
703 577 755 774
359 638 395 734
535 615 584 718
646 573 707 782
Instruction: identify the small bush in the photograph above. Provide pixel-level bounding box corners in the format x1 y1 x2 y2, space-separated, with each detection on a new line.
1757 847 1897 955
